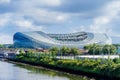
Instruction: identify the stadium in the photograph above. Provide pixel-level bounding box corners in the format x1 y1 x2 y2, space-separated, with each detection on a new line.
13 31 112 49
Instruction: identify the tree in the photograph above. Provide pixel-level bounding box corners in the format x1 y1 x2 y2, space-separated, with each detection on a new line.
103 45 117 55
84 44 93 50
86 44 100 55
94 45 102 55
84 44 117 55
60 46 70 56
0 44 5 48
70 47 79 59
49 47 59 58
108 45 117 54
113 44 120 49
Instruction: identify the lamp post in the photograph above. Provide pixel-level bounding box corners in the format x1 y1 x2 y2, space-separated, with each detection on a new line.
93 45 96 59
59 45 62 59
60 46 62 59
107 46 110 60
101 46 104 59
93 46 95 58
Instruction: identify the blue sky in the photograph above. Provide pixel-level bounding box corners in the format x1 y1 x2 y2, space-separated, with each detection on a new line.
0 0 120 44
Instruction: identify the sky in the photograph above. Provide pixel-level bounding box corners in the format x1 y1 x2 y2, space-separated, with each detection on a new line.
0 0 120 44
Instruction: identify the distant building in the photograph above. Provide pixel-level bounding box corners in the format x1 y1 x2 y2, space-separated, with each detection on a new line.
0 53 5 58
13 31 112 49
4 50 20 59
3 44 13 48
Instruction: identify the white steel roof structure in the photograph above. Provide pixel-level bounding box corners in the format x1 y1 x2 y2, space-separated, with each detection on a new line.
13 31 112 49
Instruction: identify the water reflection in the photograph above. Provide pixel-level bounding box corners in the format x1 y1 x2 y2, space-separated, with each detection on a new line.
0 61 94 80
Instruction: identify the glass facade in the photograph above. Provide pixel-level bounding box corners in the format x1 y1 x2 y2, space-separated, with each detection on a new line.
13 31 112 49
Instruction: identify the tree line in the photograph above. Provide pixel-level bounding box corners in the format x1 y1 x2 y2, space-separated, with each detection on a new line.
15 52 120 79
84 44 117 55
49 46 82 56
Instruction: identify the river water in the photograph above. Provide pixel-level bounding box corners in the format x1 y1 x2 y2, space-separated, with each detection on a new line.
0 60 95 80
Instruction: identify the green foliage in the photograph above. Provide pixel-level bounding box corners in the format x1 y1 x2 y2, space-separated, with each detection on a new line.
0 44 5 48
113 44 120 49
70 47 79 55
49 47 59 57
84 44 93 50
60 46 70 55
113 58 120 63
60 46 82 56
84 44 117 55
103 45 117 54
15 52 120 78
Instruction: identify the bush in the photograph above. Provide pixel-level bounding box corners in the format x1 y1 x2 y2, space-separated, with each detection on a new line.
15 53 120 78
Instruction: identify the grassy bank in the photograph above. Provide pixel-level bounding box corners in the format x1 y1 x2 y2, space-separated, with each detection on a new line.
8 53 120 80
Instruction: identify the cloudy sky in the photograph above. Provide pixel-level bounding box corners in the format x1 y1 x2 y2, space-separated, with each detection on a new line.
0 0 120 44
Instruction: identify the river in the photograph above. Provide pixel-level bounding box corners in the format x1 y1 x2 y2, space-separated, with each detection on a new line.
0 60 96 80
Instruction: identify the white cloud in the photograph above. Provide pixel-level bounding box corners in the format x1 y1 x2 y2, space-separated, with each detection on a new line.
0 12 45 31
1 0 120 44
9 0 69 25
0 13 46 44
14 20 33 28
19 7 69 24
90 1 120 33
0 18 8 27
13 18 45 31
73 0 120 37
40 0 61 6
0 0 11 4
1 0 69 27
0 34 13 44
24 0 61 7
72 26 86 32
0 13 11 27
56 15 68 21
17 0 61 11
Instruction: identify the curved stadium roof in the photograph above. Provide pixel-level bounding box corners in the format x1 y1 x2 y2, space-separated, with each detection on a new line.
13 31 112 49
